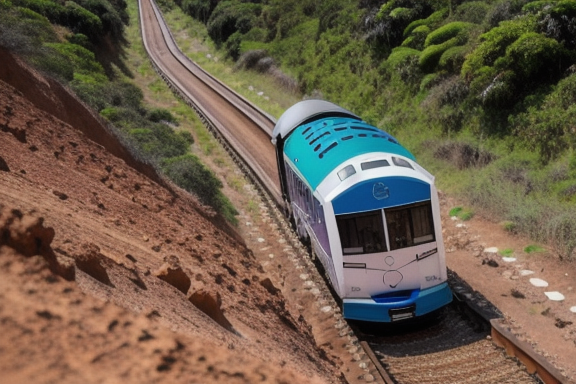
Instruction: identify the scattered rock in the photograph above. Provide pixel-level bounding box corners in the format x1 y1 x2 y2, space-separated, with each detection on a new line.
482 258 499 268
75 243 113 287
154 255 191 295
544 291 565 301
555 318 573 329
260 277 280 296
189 289 236 333
530 278 549 287
510 289 525 299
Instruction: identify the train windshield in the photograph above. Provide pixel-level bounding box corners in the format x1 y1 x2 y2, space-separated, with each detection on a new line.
336 210 387 255
385 202 435 250
336 201 435 255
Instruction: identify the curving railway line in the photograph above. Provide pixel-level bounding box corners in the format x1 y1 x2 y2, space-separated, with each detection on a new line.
137 0 568 383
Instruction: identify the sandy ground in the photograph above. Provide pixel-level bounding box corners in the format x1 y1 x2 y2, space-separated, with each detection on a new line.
1 47 575 384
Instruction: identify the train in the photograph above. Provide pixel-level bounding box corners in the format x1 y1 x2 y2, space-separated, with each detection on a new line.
271 100 452 322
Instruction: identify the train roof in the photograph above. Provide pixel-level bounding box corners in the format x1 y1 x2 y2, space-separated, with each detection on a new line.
284 116 415 191
272 99 359 143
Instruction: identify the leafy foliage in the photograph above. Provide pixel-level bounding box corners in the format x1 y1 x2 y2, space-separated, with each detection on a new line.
206 1 262 46
162 155 239 223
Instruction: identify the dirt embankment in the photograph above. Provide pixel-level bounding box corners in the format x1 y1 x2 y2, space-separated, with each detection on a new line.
0 48 339 384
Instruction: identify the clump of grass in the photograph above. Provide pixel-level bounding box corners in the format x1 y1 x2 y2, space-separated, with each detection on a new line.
499 248 514 257
524 244 545 254
500 220 516 233
449 206 462 217
449 206 474 221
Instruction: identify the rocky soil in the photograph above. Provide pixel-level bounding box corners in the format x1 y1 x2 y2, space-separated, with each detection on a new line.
1 47 575 384
0 48 341 384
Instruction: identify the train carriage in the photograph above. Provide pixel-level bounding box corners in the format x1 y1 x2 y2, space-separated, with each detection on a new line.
272 100 452 322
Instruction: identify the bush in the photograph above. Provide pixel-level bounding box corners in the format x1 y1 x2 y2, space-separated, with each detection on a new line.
206 1 261 46
419 36 459 73
162 155 238 223
64 1 103 41
147 108 178 124
547 212 576 260
461 15 538 79
75 0 127 42
451 1 490 24
503 32 573 83
44 42 105 75
181 0 217 23
539 0 576 49
129 124 190 160
0 6 57 54
401 24 429 49
424 21 473 47
403 8 447 37
438 44 468 73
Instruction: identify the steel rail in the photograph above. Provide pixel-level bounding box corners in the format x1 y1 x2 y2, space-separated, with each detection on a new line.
136 1 572 383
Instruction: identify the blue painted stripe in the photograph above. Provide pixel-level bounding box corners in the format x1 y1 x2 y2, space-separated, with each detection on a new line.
342 282 453 322
284 117 415 191
332 176 431 214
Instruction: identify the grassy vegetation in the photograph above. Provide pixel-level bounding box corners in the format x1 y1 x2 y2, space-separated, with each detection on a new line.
169 0 576 260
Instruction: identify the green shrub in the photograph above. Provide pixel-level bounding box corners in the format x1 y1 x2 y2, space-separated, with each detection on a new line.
403 8 448 37
401 24 429 49
147 108 178 124
503 32 573 82
44 42 104 75
452 1 490 24
438 44 468 73
206 1 261 46
424 21 473 47
419 36 459 73
129 124 190 160
546 211 576 260
501 220 516 233
461 15 538 79
64 1 103 40
32 44 75 80
75 0 127 41
11 0 67 23
181 0 216 23
162 154 238 223
386 46 421 69
523 1 555 14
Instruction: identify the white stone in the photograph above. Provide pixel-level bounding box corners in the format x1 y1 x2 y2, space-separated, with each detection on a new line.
502 257 516 262
544 291 565 301
570 306 576 313
257 237 265 243
530 278 549 287
299 274 309 280
484 247 499 253
520 270 535 276
320 305 332 313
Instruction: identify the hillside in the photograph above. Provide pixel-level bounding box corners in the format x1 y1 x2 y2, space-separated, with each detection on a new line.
0 48 341 384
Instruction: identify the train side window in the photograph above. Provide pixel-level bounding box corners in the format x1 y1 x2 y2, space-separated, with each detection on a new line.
385 202 435 250
337 165 356 181
392 157 413 169
336 210 387 255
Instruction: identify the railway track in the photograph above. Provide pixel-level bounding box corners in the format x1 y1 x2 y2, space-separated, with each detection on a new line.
136 1 569 383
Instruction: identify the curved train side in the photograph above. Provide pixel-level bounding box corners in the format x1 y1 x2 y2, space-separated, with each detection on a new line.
272 100 452 322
